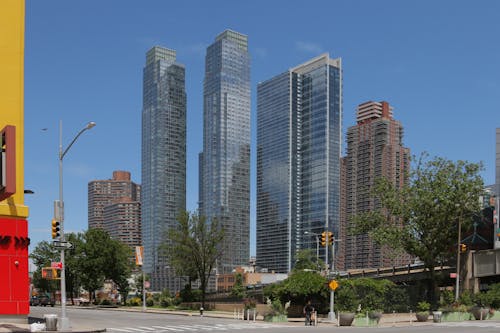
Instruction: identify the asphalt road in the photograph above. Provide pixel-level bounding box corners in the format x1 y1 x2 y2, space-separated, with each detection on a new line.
29 306 500 333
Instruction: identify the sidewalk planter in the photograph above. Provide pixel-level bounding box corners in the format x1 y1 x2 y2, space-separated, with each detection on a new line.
338 312 355 326
416 312 429 322
263 314 287 322
441 311 469 322
470 306 490 320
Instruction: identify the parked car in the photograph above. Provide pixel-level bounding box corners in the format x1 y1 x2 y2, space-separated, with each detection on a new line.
30 296 40 306
39 295 55 307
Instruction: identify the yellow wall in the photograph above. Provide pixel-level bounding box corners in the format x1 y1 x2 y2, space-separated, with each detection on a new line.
0 0 28 218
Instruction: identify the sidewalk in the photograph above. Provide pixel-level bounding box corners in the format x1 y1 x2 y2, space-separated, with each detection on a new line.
0 316 106 333
3 307 499 332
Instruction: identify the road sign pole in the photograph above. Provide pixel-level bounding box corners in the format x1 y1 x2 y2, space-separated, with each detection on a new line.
142 270 146 312
328 242 335 321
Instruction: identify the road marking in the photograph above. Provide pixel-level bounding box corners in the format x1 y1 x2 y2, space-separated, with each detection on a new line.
107 322 297 332
438 322 500 328
151 326 184 331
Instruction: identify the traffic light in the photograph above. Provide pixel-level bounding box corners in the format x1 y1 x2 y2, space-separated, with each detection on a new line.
41 267 60 280
51 219 60 239
460 243 467 253
328 231 334 245
321 231 327 247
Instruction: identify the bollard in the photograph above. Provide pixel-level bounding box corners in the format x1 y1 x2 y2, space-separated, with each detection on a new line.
200 306 204 317
253 308 256 322
410 310 413 326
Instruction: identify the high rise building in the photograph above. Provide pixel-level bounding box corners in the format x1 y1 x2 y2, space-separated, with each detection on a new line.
256 54 342 273
88 170 140 230
496 128 500 196
339 101 410 270
103 197 141 250
199 30 251 273
141 46 186 291
88 171 142 264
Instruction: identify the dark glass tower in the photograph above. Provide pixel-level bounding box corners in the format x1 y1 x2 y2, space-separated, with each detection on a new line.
199 30 251 273
141 46 186 291
256 54 342 273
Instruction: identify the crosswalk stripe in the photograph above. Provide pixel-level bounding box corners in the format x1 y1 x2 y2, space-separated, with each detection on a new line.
107 322 297 332
190 324 216 330
175 325 197 331
151 326 184 331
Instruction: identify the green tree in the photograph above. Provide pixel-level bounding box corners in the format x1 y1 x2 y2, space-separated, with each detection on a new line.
294 249 322 271
102 238 132 304
64 232 84 304
351 155 484 306
163 210 225 308
78 228 107 302
133 273 150 300
29 240 63 296
264 270 329 309
231 272 246 299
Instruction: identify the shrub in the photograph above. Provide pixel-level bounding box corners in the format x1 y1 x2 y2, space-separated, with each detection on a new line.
128 297 141 306
458 290 475 307
472 285 500 309
146 297 154 307
100 299 111 306
160 297 174 308
384 286 409 313
439 289 455 309
243 297 257 309
416 301 430 313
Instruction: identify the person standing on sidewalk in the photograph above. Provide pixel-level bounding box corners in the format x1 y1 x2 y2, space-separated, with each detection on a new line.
303 300 315 326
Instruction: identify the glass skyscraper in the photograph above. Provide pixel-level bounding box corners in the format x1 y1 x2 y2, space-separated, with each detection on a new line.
141 46 186 291
256 54 342 273
199 30 251 273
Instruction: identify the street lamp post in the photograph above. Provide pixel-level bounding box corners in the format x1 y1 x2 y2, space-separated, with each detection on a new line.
58 120 95 330
455 209 462 301
304 231 319 265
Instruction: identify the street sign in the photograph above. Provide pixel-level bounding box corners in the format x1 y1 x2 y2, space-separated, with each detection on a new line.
51 262 63 269
144 281 150 289
52 240 73 249
329 279 339 291
450 273 457 278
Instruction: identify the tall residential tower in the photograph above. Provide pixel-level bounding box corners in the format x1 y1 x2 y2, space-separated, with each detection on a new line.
256 54 342 273
141 46 186 291
199 30 251 273
88 170 140 230
339 101 410 270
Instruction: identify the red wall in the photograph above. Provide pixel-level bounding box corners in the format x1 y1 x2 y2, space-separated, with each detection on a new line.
0 217 29 314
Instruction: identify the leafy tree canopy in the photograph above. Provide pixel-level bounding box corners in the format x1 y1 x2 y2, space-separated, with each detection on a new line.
163 210 224 307
351 154 484 304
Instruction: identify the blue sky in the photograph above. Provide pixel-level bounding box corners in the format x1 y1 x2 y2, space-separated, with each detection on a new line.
24 0 500 255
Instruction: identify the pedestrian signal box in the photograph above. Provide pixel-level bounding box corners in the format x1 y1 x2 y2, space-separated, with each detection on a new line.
41 267 60 280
